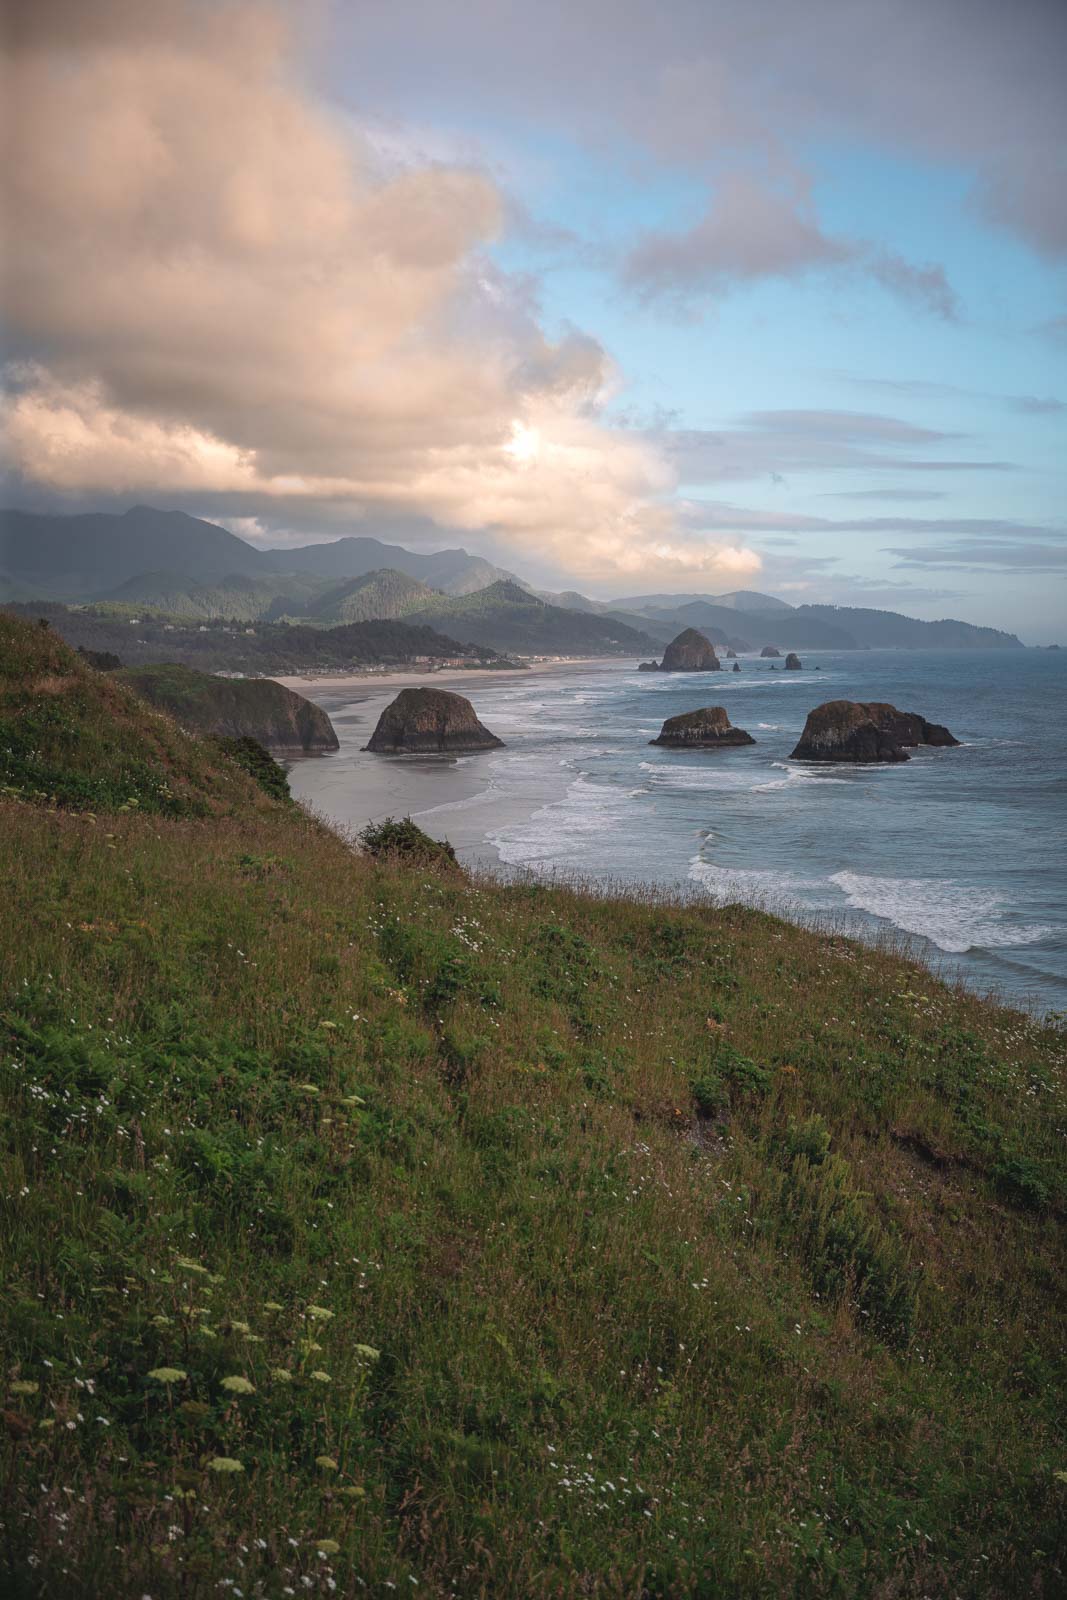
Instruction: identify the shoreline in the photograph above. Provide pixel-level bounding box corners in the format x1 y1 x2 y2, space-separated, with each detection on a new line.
274 655 622 700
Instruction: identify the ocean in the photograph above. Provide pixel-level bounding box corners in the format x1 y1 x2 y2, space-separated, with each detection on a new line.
286 649 1067 1017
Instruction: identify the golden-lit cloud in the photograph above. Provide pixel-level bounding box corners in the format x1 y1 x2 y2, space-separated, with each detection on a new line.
0 0 760 584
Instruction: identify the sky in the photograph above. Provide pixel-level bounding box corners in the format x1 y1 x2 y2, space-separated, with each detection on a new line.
2 0 1066 639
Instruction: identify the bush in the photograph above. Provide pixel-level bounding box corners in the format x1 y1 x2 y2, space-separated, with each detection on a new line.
211 735 291 803
358 815 458 870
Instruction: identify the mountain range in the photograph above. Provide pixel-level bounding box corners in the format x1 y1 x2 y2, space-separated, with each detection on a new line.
1 504 1025 653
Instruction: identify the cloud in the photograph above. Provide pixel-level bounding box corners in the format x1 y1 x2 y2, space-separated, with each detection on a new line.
847 376 1065 413
887 539 1067 573
620 179 956 315
0 0 759 586
657 412 1014 485
331 0 1067 262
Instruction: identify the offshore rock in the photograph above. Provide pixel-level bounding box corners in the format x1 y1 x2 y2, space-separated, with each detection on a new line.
784 653 802 670
790 700 958 763
364 686 503 753
645 628 722 672
760 645 781 658
732 661 741 672
650 706 755 749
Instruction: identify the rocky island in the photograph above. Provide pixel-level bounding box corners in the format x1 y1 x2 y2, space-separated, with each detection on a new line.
791 700 959 763
637 627 721 672
650 706 755 748
364 686 503 753
115 663 339 753
760 645 781 658
785 652 802 670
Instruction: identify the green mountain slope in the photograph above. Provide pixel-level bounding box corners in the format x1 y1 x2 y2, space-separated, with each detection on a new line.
96 570 335 622
300 568 440 624
411 580 660 654
0 614 1064 1597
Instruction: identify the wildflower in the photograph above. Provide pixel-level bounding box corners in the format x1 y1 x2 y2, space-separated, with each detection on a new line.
319 1021 337 1030
229 1321 252 1335
9 1381 39 1396
310 1370 332 1383
354 1344 380 1362
341 1095 365 1107
175 1257 209 1275
270 1368 293 1384
207 1457 244 1474
338 1486 365 1499
307 1305 333 1321
220 1376 255 1395
147 1368 188 1385
263 1301 284 1312
297 1084 320 1096
315 1540 341 1556
315 1456 338 1471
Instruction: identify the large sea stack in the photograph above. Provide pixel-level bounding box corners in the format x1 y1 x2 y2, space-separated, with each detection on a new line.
658 628 722 671
651 706 755 749
364 686 503 754
790 700 959 763
784 652 802 670
760 645 781 658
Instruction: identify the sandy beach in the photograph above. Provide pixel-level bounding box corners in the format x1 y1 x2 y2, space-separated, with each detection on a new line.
274 656 615 699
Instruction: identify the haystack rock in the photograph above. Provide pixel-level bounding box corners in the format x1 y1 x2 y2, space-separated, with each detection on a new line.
650 706 755 749
790 700 959 764
784 652 802 670
655 628 721 671
364 687 503 754
725 649 738 660
760 645 781 658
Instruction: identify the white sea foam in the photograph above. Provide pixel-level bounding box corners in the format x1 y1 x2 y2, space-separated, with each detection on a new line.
687 858 821 904
489 774 636 866
829 871 1053 954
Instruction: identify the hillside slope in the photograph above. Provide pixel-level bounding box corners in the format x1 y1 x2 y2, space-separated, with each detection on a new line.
0 616 1064 1599
411 581 660 655
300 568 440 624
114 664 339 753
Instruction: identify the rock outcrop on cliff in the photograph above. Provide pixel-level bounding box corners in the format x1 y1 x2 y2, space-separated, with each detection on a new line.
641 628 721 672
785 653 802 670
760 645 781 658
650 706 755 748
364 686 503 753
790 700 959 763
116 663 339 754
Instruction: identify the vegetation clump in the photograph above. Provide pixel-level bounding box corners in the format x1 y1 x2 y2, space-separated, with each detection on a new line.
358 814 459 870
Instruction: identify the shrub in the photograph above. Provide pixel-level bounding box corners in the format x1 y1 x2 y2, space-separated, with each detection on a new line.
358 815 458 869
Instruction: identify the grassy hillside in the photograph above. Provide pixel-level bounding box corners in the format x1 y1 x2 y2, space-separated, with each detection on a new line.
412 581 659 655
1 618 1064 1599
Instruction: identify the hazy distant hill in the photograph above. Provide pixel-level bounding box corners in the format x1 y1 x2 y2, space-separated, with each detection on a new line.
613 588 793 614
0 507 265 596
298 568 440 624
258 535 522 596
797 605 1023 649
411 581 660 655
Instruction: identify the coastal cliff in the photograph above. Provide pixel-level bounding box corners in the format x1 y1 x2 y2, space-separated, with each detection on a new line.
115 663 338 753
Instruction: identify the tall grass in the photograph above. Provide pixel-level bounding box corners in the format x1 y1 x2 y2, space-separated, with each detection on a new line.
1 619 1064 1597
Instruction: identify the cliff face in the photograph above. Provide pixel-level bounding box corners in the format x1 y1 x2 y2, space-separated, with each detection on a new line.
650 706 755 748
790 700 959 763
657 628 721 671
116 664 339 753
364 686 503 753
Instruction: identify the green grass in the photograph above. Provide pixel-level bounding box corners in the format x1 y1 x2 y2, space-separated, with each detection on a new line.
1 617 1065 1598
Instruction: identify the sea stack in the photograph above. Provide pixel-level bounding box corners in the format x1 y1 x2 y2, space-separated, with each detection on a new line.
364 687 503 754
784 652 802 670
725 649 738 660
650 706 755 748
790 700 958 763
760 645 781 658
655 628 722 672
732 661 741 672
